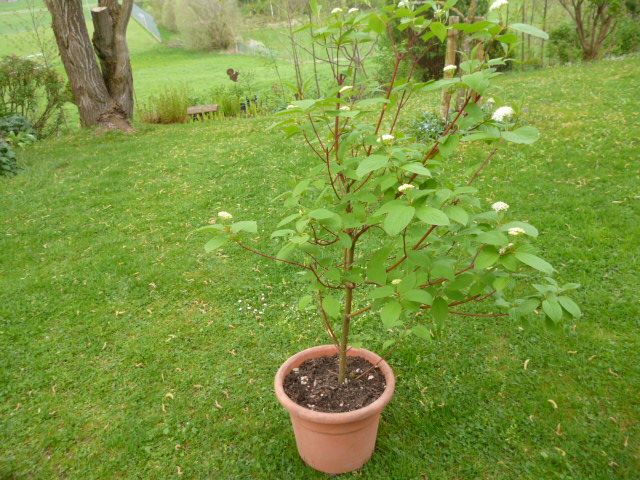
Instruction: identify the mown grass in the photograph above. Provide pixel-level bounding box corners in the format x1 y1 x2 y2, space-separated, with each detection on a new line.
1 57 639 479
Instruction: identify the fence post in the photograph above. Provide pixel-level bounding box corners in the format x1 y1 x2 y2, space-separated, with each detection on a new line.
441 16 460 120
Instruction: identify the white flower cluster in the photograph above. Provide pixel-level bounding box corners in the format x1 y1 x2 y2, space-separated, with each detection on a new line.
491 201 509 212
339 105 350 111
443 64 457 73
508 227 526 236
331 7 343 14
391 279 402 285
218 211 233 220
397 183 415 192
492 106 515 122
348 7 359 13
489 0 509 11
377 134 395 143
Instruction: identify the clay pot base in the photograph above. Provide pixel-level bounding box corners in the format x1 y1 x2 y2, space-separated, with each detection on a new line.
283 354 386 413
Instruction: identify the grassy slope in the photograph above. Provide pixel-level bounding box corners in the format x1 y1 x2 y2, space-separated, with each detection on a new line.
1 58 639 479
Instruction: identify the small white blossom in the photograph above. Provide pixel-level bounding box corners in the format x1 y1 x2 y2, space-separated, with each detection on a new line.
486 97 495 105
443 64 457 73
491 201 509 212
489 0 509 11
492 106 515 122
348 7 359 13
331 7 343 14
398 183 415 192
339 85 353 93
218 211 233 220
377 133 395 143
286 104 296 110
391 279 402 285
499 242 514 255
508 227 526 236
398 0 409 7
339 105 350 111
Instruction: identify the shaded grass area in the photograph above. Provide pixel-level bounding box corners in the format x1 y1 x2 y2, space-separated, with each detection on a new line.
1 58 639 478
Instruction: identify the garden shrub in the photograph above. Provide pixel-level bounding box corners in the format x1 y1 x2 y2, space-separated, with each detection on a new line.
138 86 191 124
176 0 241 50
0 56 67 136
609 16 640 54
411 111 445 142
0 114 35 137
0 139 17 177
549 24 582 63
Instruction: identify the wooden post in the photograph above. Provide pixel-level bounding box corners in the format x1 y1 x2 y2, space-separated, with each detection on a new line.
441 16 460 120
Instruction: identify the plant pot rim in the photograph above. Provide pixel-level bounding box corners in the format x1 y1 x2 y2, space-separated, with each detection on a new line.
274 344 396 425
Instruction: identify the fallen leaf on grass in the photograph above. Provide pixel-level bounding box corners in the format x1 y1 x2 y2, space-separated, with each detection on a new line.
548 399 558 409
524 359 530 370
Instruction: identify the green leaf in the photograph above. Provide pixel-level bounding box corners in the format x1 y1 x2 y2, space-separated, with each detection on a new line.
477 230 509 246
429 21 447 42
401 162 431 176
380 300 402 328
322 295 341 319
383 205 415 236
558 296 582 318
476 246 500 269
515 252 554 274
415 206 449 226
502 126 540 145
411 324 432 340
542 298 563 321
298 295 313 310
510 23 549 40
356 154 388 178
276 242 296 260
431 297 449 323
277 213 300 227
371 286 395 299
204 236 227 253
231 221 257 234
309 208 342 228
403 289 433 305
462 71 490 95
445 206 469 225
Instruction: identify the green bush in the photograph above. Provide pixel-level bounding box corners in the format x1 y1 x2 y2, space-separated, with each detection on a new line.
0 56 67 136
0 114 35 138
137 86 191 124
176 0 241 50
549 24 582 64
0 139 17 177
610 16 640 54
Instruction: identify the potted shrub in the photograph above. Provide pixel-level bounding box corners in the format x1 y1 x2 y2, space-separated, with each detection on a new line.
200 3 581 474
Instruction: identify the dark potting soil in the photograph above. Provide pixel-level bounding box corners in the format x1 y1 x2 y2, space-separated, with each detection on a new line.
283 354 386 413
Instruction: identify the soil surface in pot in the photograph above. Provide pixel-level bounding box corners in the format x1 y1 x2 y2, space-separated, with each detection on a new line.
283 354 386 413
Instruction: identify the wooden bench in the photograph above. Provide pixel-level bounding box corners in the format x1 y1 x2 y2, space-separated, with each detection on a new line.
187 104 219 121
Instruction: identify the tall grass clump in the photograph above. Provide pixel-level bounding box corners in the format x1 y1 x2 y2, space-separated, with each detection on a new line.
137 86 191 124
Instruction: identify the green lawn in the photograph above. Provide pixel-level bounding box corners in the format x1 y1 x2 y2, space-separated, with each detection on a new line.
1 57 639 478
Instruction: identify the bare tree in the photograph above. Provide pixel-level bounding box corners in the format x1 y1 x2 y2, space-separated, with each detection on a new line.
558 0 619 60
44 0 134 130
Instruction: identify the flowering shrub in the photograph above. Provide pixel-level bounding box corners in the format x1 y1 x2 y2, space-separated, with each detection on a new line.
201 3 580 383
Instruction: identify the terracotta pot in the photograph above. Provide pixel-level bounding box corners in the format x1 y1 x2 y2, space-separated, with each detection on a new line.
274 345 396 475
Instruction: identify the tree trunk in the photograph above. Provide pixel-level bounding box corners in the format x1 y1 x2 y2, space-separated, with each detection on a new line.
45 0 133 130
92 1 135 119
